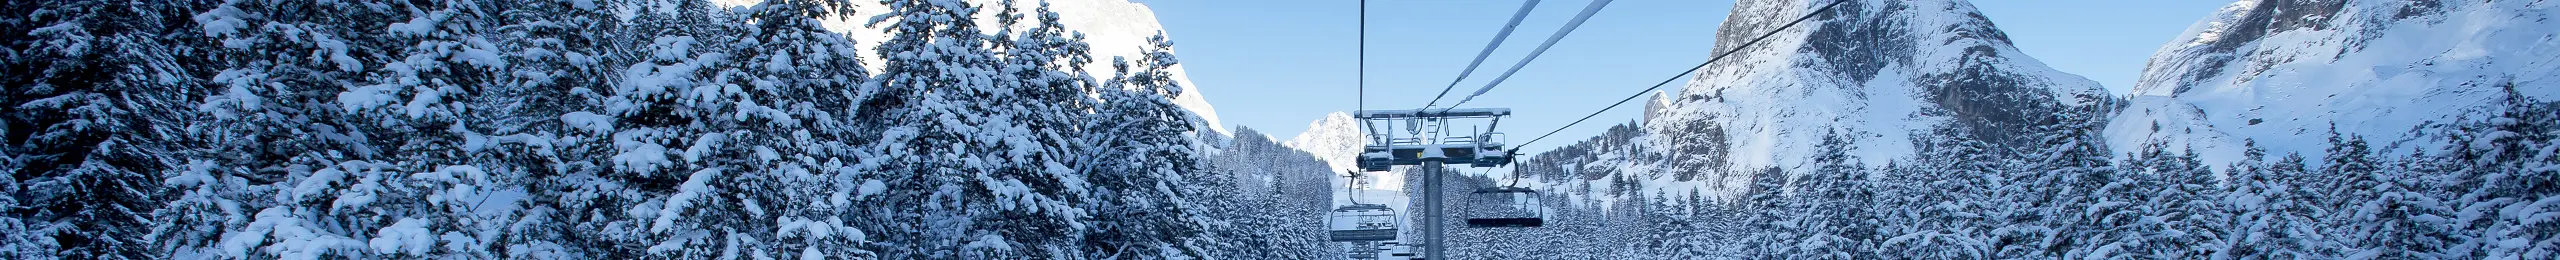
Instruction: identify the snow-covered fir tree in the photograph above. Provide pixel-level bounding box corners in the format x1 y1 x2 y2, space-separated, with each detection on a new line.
1079 31 1209 259
1 0 208 258
4 0 1340 258
5 0 2557 259
1784 129 1876 259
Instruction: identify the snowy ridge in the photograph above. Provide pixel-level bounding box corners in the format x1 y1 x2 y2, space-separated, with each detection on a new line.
1283 112 1362 176
1281 112 1411 212
2107 0 2560 166
996 0 1227 134
1648 0 2108 196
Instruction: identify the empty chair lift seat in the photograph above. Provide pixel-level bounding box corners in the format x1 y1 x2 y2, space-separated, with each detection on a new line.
1328 204 1400 241
1465 186 1544 227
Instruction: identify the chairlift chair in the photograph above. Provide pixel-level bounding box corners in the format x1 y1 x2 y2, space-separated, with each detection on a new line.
1465 186 1544 227
1327 204 1400 241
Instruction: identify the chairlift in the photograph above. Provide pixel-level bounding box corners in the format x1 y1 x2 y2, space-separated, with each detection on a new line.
1465 186 1544 227
1466 165 1544 227
1328 204 1401 241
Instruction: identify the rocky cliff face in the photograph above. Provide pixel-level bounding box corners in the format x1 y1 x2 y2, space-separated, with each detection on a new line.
1634 0 2112 195
2108 0 2560 165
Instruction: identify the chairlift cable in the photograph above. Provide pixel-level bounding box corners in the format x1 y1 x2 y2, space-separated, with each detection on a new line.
1517 0 1849 148
1440 0 1617 110
1422 0 1544 109
1359 0 1374 138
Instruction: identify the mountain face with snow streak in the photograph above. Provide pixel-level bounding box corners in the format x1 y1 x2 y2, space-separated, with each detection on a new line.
1477 0 2127 253
998 0 1227 134
1284 112 1362 174
2107 0 2560 165
1282 112 1413 209
1644 0 2112 193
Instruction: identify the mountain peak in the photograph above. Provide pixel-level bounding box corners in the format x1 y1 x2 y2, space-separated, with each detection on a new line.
1284 112 1361 174
1656 0 2109 181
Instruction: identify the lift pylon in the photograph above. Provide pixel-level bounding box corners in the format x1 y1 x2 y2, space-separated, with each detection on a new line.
1351 107 1517 260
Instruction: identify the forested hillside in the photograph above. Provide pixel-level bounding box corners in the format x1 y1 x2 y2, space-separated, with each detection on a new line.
0 0 1326 258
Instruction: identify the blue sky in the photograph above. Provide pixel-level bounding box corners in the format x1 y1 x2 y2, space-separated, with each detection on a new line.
1139 0 2233 153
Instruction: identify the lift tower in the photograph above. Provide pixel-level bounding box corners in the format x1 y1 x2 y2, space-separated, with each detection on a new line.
1354 108 1512 260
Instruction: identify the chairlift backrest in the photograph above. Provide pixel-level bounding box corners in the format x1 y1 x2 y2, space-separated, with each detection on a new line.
1465 185 1544 228
1470 186 1537 194
1328 203 1401 241
1335 204 1394 212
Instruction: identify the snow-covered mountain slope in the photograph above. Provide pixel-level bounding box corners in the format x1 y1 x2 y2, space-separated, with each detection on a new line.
1000 0 1225 134
2107 0 2560 166
1647 0 2111 193
1281 112 1412 211
716 0 1228 134
1284 112 1362 174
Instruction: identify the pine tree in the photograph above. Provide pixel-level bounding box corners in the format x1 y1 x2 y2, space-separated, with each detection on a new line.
1080 31 1208 259
2 0 209 258
593 2 764 258
181 0 520 258
0 0 1342 258
1985 156 2053 260
1879 129 1999 259
2006 108 2115 259
2217 140 2334 259
2342 171 2457 260
863 0 1090 257
2322 126 2386 213
708 1 878 259
2454 83 2559 259
1200 127 1331 259
1787 129 1876 259
2055 142 2162 259
2334 134 2457 259
1738 166 1793 259
491 0 639 257
2137 146 2224 257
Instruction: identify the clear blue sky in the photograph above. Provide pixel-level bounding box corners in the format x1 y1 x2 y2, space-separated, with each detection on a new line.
1139 0 2233 153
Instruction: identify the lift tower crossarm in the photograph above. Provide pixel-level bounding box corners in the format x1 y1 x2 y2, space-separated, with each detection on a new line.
1353 108 1512 119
